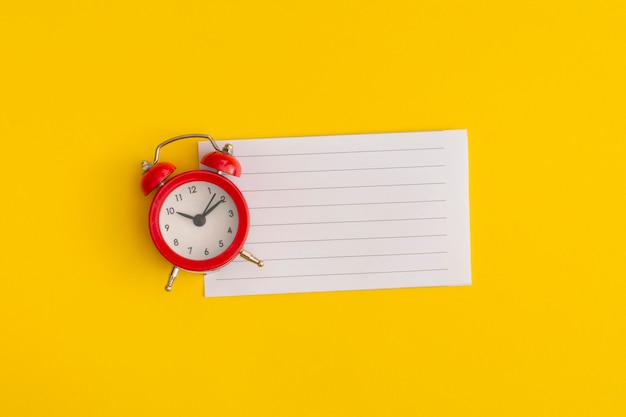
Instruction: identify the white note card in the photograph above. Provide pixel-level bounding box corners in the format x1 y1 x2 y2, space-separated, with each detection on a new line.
199 130 471 297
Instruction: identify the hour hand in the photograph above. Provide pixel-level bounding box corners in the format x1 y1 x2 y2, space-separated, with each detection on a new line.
176 211 195 220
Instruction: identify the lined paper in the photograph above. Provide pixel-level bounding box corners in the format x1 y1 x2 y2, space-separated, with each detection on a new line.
199 130 470 297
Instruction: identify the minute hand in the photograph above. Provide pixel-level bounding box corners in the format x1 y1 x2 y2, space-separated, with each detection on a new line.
202 199 223 217
201 194 216 216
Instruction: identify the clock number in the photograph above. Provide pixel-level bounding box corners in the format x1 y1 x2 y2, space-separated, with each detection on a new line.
204 248 209 256
207 187 212 194
227 227 232 234
219 240 224 248
188 186 197 194
166 207 175 215
187 247 192 254
175 193 183 202
220 195 226 203
228 210 234 217
164 224 169 231
173 239 179 246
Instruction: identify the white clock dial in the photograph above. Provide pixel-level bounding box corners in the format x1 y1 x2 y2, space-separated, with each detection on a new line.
158 180 240 260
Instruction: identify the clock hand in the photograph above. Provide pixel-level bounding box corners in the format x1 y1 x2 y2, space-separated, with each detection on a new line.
176 211 195 220
201 194 217 216
202 199 224 217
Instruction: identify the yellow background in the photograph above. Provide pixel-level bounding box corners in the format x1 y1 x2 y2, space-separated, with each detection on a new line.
1 1 625 416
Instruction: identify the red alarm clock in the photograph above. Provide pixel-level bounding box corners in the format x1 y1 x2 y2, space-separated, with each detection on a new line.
141 134 263 291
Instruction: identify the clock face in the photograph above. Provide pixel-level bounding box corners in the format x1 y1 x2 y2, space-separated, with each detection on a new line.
148 171 249 271
158 180 239 260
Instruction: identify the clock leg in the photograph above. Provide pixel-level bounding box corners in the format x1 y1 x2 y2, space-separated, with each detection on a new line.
165 266 180 291
239 249 264 267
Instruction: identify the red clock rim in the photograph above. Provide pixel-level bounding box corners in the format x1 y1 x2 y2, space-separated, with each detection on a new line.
148 170 250 272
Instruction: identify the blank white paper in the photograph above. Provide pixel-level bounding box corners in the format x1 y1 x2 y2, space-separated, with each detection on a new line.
199 130 471 297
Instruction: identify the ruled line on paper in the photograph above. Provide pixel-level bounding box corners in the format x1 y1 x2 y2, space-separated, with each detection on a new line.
250 217 447 227
234 147 446 158
244 165 445 175
249 200 447 209
199 130 471 297
240 182 447 193
217 269 450 281
246 234 448 245
230 251 449 263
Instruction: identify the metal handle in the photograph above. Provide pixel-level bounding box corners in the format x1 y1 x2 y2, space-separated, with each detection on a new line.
152 134 220 166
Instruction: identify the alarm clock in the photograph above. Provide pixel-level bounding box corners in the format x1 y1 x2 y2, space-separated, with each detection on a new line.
141 134 263 291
